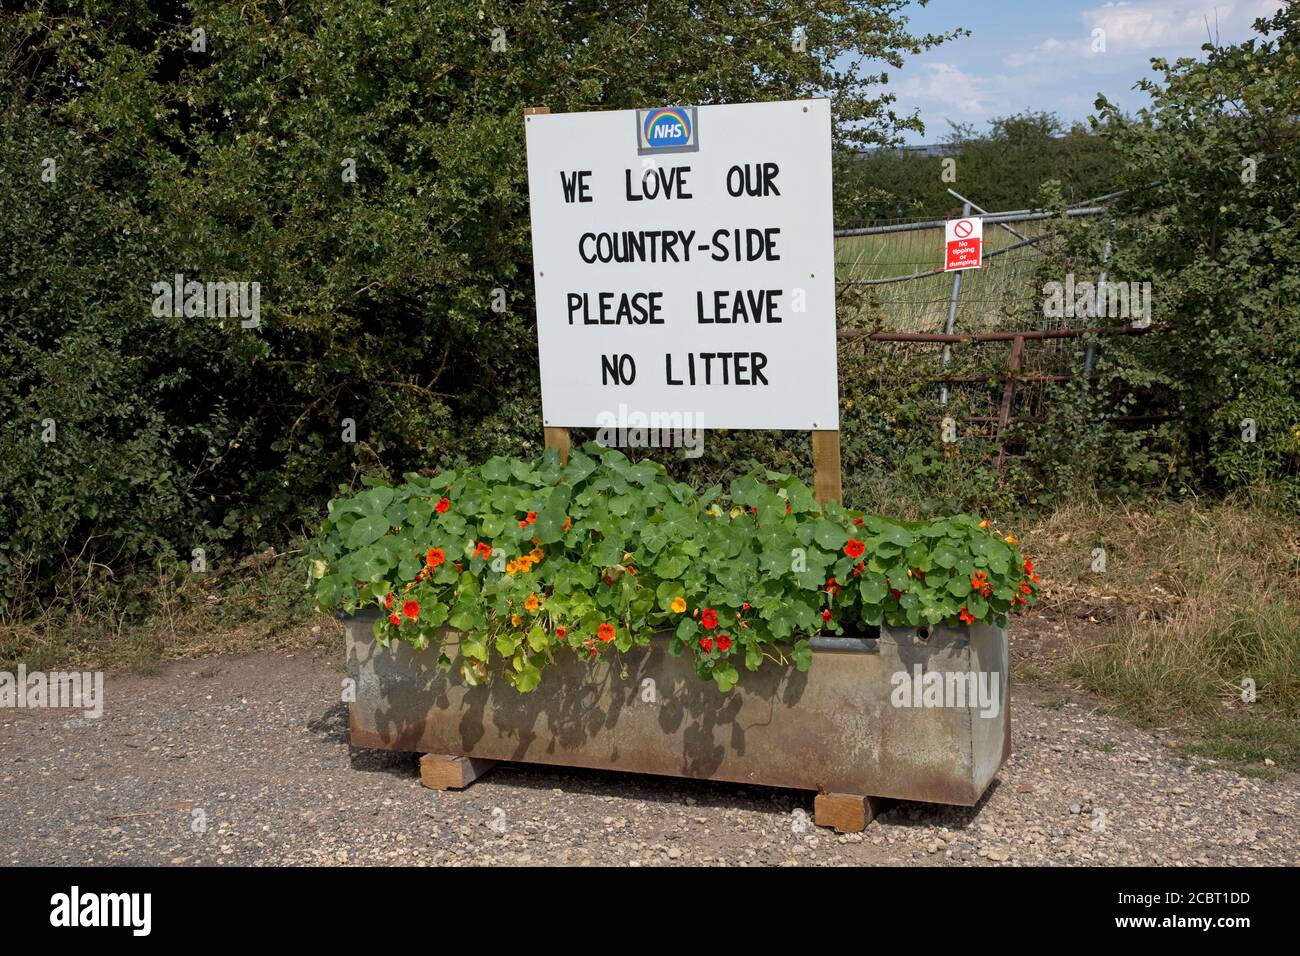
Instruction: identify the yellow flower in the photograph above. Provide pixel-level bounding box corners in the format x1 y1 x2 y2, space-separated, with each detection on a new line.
1004 533 1018 545
510 613 521 626
671 596 687 613
979 518 990 530
729 506 743 518
505 560 518 576
524 593 540 613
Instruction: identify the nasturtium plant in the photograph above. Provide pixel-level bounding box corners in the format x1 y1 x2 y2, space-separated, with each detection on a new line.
309 444 1039 692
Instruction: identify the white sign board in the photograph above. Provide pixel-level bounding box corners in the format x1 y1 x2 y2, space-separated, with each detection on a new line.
944 216 983 271
524 98 838 431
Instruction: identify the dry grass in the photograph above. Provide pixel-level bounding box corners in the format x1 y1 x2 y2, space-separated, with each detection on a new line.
1009 492 1300 769
0 554 337 674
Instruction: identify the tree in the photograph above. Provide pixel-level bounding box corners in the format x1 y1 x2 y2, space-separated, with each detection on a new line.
1089 3 1300 504
0 1 961 611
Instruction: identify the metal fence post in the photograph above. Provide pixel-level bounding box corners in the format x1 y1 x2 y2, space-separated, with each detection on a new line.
1082 238 1111 381
939 201 970 406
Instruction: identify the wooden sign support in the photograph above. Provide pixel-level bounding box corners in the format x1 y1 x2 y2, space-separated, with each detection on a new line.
811 430 842 505
524 104 842 501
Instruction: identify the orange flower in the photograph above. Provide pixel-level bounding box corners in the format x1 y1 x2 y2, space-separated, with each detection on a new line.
426 547 445 569
555 626 567 639
435 497 451 513
562 515 572 532
524 593 540 613
597 623 615 643
529 547 544 561
844 539 865 559
474 542 493 559
402 600 420 619
671 596 687 613
959 607 976 625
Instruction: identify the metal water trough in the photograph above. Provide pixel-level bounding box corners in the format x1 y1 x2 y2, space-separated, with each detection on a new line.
344 610 1009 807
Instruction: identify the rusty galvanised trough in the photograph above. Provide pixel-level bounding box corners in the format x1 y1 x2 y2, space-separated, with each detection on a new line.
343 613 1003 806
344 611 1009 806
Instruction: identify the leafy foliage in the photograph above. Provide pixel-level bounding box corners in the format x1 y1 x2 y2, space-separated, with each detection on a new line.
1083 5 1300 507
310 444 1039 692
0 0 957 613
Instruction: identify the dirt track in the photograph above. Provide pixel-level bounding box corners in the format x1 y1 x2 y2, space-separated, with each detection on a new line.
2 643 1296 866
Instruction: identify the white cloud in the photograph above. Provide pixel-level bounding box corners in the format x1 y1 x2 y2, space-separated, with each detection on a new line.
1002 0 1280 66
894 62 993 115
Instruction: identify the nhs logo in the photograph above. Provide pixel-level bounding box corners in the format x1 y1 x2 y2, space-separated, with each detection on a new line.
636 106 698 155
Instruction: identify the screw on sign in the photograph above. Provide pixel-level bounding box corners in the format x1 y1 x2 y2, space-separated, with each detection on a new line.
944 216 983 271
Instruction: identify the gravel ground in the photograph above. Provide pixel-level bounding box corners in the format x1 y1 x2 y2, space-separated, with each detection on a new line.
2 645 1296 866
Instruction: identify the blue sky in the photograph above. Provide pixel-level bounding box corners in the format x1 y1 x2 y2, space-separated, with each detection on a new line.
883 0 1283 143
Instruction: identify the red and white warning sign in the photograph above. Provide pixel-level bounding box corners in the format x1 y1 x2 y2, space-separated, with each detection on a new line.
944 216 983 271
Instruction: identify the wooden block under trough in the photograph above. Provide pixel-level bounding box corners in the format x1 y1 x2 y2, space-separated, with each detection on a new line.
814 792 890 833
419 753 497 791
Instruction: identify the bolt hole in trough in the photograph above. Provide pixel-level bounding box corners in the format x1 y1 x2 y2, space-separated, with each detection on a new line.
916 626 930 641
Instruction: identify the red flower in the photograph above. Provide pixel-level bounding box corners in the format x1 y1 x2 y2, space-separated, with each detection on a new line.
555 626 567 640
526 511 537 524
741 602 751 611
891 588 902 600
785 501 792 514
435 497 451 513
1024 558 1034 576
959 607 976 625
698 637 714 653
597 622 615 643
970 571 992 597
388 613 401 627
402 600 420 619
426 547 445 568
700 608 719 630
1019 581 1033 595
563 515 572 532
821 609 832 623
717 635 732 652
385 592 395 609
913 568 925 582
853 516 864 526
474 542 493 559
844 539 865 559
454 562 463 572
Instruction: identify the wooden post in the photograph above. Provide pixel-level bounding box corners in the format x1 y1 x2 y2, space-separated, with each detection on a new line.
525 104 571 467
811 430 842 505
